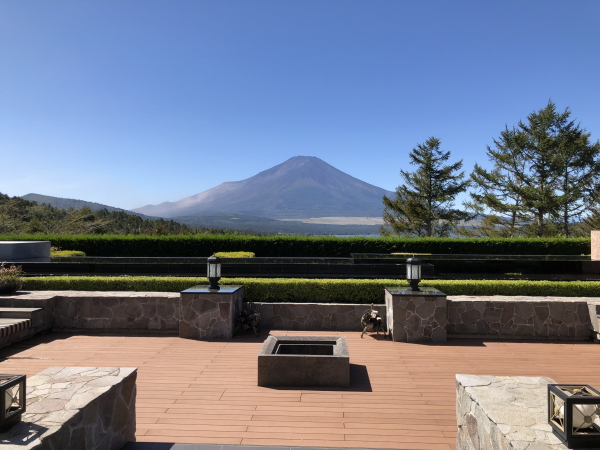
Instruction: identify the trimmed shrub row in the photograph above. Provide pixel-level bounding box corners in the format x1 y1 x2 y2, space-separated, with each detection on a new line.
1 234 590 257
21 276 600 302
214 252 255 258
51 250 86 257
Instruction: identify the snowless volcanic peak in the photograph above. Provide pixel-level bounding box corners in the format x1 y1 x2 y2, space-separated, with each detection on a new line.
133 156 393 220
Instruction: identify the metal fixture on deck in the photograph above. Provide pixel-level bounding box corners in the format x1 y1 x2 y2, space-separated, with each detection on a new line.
406 257 422 291
548 384 600 448
0 374 25 432
207 255 222 290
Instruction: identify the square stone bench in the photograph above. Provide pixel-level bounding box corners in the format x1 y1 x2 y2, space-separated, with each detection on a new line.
0 366 137 450
258 336 350 388
456 374 585 450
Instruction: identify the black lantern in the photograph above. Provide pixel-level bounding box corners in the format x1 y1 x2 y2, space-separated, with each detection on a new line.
548 384 600 448
0 374 26 432
207 255 222 290
406 257 422 291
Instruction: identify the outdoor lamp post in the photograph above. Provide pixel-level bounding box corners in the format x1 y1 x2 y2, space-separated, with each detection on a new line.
207 255 222 290
406 257 422 292
548 384 600 448
0 374 25 432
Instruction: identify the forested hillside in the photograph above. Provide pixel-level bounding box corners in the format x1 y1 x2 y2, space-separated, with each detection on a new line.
0 193 240 235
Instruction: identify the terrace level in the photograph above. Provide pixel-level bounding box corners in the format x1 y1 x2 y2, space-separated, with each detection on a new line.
1 331 600 450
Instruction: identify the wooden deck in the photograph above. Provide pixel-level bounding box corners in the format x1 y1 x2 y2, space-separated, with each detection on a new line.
1 331 599 450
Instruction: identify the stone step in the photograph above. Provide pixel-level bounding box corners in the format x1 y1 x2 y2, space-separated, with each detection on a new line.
0 317 30 338
0 307 43 319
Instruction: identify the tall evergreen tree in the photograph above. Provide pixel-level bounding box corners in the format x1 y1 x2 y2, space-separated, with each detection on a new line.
469 101 600 237
547 107 600 236
468 127 530 237
381 137 471 237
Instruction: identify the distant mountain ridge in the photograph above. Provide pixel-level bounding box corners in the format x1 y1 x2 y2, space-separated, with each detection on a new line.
17 192 383 235
134 156 393 219
22 193 142 215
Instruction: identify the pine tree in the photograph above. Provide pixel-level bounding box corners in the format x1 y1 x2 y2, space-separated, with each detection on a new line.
547 106 600 236
469 101 600 237
381 137 471 237
468 127 530 237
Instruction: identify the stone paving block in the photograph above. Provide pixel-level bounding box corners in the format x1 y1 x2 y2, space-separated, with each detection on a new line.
456 374 568 450
0 366 137 450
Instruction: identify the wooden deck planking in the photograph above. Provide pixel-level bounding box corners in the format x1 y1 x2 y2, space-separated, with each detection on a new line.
1 330 600 449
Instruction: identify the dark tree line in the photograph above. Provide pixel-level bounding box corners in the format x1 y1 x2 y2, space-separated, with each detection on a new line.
382 101 600 238
0 193 239 235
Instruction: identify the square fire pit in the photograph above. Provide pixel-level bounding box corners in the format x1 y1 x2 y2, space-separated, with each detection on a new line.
258 336 349 388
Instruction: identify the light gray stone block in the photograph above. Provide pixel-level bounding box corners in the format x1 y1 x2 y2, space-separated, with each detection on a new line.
0 241 50 262
0 366 137 450
456 374 571 450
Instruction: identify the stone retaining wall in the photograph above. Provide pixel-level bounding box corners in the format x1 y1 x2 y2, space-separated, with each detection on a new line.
52 293 180 333
456 374 566 450
251 302 386 332
0 366 137 450
448 296 595 340
1 291 599 341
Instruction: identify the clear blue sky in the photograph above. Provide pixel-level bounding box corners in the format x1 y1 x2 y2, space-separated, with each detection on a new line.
1 0 599 211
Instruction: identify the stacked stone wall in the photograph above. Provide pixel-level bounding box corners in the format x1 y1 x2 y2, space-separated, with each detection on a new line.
0 291 598 341
448 296 593 340
251 302 386 332
52 292 180 333
180 288 243 340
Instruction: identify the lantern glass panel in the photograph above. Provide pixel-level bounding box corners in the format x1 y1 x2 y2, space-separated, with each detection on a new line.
550 390 565 431
207 263 221 278
207 256 221 278
569 403 600 432
406 260 421 281
549 384 600 448
5 385 20 418
411 264 421 280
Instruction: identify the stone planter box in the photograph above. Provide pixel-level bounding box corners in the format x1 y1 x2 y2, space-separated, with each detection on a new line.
258 336 350 388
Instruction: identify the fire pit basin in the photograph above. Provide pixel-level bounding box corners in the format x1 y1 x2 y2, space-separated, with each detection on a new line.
258 336 349 388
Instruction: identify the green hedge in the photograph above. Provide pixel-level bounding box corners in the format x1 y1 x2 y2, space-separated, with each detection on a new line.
21 277 600 302
0 234 590 257
51 250 86 257
214 252 255 258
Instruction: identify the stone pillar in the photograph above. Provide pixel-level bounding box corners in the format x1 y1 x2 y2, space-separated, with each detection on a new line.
179 285 243 340
592 231 600 260
385 287 447 343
